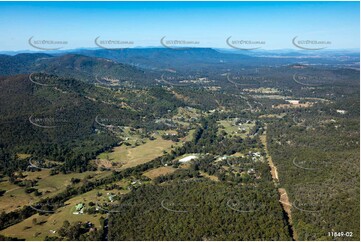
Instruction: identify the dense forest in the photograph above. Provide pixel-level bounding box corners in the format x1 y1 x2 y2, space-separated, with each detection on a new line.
267 95 360 240
109 181 291 240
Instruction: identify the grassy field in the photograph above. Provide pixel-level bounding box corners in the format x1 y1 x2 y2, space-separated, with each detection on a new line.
17 153 32 159
185 129 195 142
0 170 107 213
199 171 219 182
0 186 129 240
97 134 175 170
96 116 196 171
244 87 279 94
272 102 313 109
0 123 197 238
217 119 255 138
172 107 202 127
0 180 31 213
143 166 177 179
258 114 287 119
231 152 245 157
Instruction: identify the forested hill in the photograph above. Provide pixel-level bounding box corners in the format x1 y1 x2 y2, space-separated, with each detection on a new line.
0 53 153 86
0 53 51 76
0 72 189 172
0 73 120 172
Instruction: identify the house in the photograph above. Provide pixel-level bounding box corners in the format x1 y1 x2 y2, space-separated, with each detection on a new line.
247 168 256 175
336 109 347 114
286 100 300 105
107 193 117 203
75 203 83 211
238 127 246 132
130 180 142 188
215 155 230 162
253 152 261 158
73 203 84 214
220 156 228 161
179 155 198 163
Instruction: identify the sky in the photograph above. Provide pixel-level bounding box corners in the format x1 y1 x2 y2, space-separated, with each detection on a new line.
0 1 359 51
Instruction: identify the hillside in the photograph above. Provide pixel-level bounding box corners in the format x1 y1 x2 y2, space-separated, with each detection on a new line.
0 54 153 87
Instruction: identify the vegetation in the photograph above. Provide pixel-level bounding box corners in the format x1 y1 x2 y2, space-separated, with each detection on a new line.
0 49 359 241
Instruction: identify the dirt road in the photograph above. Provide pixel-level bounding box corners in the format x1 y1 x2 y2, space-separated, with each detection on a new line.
261 125 297 240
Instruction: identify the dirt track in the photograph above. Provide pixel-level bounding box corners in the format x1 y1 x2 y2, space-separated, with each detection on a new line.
261 125 297 240
260 129 279 181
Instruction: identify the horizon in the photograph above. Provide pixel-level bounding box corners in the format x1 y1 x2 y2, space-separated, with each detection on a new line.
0 1 359 51
0 46 360 55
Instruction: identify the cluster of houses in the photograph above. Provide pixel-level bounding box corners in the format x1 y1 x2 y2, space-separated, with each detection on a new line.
154 118 177 127
226 119 254 135
73 193 118 215
250 151 264 162
217 151 264 178
127 180 142 190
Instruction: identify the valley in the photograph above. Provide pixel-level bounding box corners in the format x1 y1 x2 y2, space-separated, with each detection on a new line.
0 47 359 241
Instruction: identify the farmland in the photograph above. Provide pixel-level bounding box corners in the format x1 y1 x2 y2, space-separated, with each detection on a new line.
96 133 178 170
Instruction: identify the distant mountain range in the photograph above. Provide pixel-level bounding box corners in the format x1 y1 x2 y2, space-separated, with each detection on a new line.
1 47 359 56
0 48 359 83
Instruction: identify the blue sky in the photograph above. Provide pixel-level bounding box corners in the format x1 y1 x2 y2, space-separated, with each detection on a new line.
0 1 359 50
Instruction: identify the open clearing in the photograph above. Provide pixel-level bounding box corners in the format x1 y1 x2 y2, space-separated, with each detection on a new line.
172 106 202 127
244 88 279 94
143 166 177 179
278 188 297 240
260 125 296 240
258 113 287 119
272 102 313 109
259 129 278 181
217 119 255 138
278 188 292 217
97 134 175 170
200 171 219 182
0 171 106 213
17 153 32 159
0 186 129 240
